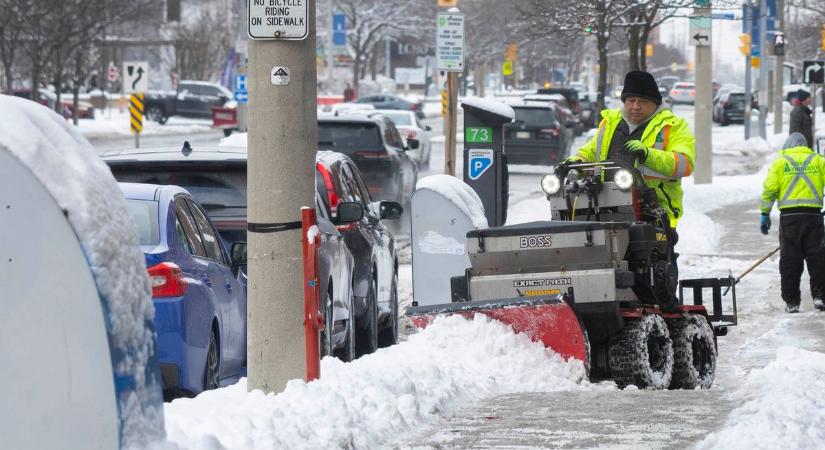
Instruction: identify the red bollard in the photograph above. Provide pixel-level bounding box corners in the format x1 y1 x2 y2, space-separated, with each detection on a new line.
301 207 323 381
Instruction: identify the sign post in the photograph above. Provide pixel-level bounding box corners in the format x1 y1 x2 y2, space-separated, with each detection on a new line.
129 93 143 149
437 10 464 176
691 7 712 184
247 0 317 393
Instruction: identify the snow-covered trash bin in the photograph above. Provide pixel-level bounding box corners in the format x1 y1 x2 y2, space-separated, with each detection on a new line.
411 175 488 307
0 96 165 449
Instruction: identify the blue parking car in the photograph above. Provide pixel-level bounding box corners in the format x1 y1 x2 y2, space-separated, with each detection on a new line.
120 182 247 396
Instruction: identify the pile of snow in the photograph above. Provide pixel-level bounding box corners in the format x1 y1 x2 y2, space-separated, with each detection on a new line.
220 131 247 147
460 96 515 120
416 175 488 228
162 315 590 450
0 96 164 446
699 347 825 450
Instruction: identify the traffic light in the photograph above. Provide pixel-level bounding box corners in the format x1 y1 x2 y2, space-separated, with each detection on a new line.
645 44 653 57
773 32 785 56
505 44 518 62
739 34 751 56
583 23 595 35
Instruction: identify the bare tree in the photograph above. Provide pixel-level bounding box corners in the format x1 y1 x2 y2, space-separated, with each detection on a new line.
333 0 429 89
172 9 236 81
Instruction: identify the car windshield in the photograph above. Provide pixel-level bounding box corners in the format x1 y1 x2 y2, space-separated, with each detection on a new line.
110 166 247 219
318 122 383 152
513 107 556 125
125 200 160 246
674 84 694 89
383 112 412 126
728 93 745 104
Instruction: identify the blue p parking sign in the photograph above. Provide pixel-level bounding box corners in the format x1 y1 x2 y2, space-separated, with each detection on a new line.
468 149 493 180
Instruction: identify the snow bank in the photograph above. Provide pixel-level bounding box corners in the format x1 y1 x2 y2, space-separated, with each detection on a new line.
416 175 488 228
699 347 825 450
163 315 590 450
219 131 247 147
460 96 515 120
0 95 164 447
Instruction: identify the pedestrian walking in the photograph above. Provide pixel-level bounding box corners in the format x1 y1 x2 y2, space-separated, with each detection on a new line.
760 132 825 313
789 89 814 149
343 83 355 103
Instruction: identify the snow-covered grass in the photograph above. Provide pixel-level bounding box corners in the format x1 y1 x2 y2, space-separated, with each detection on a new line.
76 108 213 139
698 347 825 450
161 315 593 450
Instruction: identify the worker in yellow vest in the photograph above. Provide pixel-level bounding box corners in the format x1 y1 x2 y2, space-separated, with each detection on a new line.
760 132 825 313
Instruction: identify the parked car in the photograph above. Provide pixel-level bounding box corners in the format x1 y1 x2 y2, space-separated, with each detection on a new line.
370 109 433 169
712 91 746 126
104 145 383 361
504 102 573 165
657 76 681 93
144 81 233 124
353 94 424 119
12 89 95 119
669 82 696 105
119 182 246 397
318 114 418 209
526 92 583 135
316 151 402 353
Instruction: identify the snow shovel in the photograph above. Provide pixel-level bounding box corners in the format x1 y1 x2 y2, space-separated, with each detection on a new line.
723 246 781 296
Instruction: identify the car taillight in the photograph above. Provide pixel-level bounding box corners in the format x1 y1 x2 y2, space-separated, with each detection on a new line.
537 128 560 139
147 262 188 298
411 103 418 111
316 162 340 211
690 90 696 96
405 130 417 140
670 89 677 96
354 151 391 160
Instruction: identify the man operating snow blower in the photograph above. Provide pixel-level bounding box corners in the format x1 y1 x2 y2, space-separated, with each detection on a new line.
760 132 825 313
559 71 696 231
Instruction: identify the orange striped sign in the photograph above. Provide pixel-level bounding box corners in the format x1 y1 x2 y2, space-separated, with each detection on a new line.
129 93 144 134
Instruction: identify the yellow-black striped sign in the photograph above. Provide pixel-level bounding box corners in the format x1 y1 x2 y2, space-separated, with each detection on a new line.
129 93 144 134
441 89 448 117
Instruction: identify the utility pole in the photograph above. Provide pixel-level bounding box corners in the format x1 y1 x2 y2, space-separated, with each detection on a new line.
745 4 753 139
693 4 713 184
444 73 458 176
773 0 785 135
247 0 317 393
758 0 768 138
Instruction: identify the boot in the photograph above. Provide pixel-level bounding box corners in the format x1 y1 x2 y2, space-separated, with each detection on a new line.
814 298 825 312
785 304 800 313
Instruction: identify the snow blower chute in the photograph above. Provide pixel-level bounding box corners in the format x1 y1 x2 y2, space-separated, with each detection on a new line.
408 160 737 389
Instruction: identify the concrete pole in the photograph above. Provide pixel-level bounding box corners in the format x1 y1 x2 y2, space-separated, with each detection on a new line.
758 0 768 139
444 71 458 176
745 4 753 140
773 0 784 135
693 6 713 184
247 2 317 393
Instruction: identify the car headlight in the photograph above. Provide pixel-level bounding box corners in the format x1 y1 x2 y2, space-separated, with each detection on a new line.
613 168 634 190
541 174 562 195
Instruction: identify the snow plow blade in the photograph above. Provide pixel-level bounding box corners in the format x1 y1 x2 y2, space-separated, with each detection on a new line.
407 296 588 363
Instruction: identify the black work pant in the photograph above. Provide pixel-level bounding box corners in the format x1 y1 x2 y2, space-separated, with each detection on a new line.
779 212 825 305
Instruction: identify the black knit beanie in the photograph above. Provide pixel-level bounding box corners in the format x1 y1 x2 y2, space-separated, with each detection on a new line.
797 89 811 102
621 71 662 105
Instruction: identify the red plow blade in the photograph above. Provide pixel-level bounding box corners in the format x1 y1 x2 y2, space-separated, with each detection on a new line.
407 296 588 364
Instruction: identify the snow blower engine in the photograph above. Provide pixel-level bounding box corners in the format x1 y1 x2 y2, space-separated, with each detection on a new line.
408 160 738 390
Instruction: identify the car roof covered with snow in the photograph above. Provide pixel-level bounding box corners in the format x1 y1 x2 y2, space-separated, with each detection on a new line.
118 182 188 201
100 144 247 163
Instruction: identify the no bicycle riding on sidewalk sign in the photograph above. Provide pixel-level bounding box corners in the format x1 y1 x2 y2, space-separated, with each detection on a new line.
248 0 308 40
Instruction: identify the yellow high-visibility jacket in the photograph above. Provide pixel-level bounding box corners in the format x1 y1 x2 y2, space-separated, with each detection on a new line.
761 146 825 214
572 108 696 227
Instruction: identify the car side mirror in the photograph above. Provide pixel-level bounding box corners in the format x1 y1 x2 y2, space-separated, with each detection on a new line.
336 201 364 224
425 125 432 131
230 242 247 274
406 138 420 150
379 201 403 220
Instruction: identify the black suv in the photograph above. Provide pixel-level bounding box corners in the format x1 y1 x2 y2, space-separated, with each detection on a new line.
505 103 573 165
318 114 418 210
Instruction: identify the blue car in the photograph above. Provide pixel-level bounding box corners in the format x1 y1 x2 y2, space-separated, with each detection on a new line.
120 182 247 396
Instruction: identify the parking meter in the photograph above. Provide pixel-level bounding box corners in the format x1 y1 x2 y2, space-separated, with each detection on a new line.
461 97 514 227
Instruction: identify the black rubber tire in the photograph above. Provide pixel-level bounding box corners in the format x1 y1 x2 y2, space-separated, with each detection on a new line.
146 105 168 125
355 277 379 357
608 314 674 389
378 272 399 348
223 128 233 137
203 330 220 391
320 289 333 359
669 314 717 389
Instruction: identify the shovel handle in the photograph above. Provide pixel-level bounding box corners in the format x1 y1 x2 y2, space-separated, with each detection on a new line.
724 246 780 295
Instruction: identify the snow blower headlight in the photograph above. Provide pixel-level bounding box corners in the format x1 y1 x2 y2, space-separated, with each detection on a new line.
541 174 562 195
613 169 634 191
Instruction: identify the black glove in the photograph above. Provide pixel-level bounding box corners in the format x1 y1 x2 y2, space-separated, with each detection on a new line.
555 159 578 173
623 140 649 163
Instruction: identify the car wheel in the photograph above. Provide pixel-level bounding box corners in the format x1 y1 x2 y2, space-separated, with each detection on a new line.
378 271 399 348
320 288 334 359
146 105 168 125
356 276 379 357
223 129 233 137
203 330 220 391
